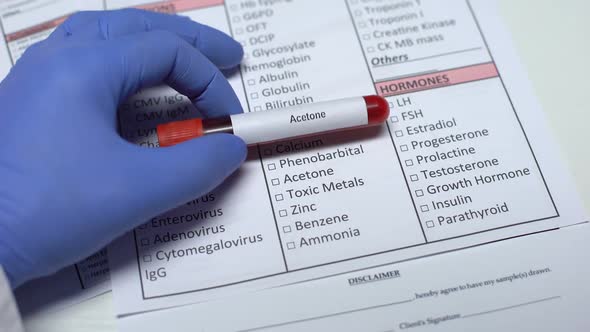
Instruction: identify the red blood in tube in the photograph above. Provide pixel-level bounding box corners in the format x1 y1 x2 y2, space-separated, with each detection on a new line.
363 95 390 125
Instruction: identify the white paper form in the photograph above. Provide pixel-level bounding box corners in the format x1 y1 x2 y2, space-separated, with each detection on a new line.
0 0 112 313
109 0 588 317
119 223 590 331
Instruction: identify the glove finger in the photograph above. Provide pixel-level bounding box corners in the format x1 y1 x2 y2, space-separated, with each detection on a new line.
131 10 243 69
47 11 105 41
116 133 246 228
49 9 242 69
105 30 242 118
48 9 152 42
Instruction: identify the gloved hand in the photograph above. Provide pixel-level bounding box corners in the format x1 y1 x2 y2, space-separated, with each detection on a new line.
0 9 247 288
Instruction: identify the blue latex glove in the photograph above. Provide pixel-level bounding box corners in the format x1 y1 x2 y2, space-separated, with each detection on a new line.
0 9 247 288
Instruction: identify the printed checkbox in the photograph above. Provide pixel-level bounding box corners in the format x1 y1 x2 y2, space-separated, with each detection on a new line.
235 28 244 35
390 116 399 123
362 34 370 40
405 159 414 167
230 4 238 11
275 194 284 201
286 242 296 250
410 174 419 182
367 46 375 53
247 79 256 86
395 130 404 137
283 226 292 233
251 92 259 99
271 178 280 186
143 255 152 263
279 209 288 217
140 239 149 247
415 189 424 197
400 145 409 152
420 205 429 212
232 16 241 23
254 106 262 112
268 163 276 171
426 221 435 228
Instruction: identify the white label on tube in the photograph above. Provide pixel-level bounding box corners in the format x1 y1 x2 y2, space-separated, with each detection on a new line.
230 97 368 145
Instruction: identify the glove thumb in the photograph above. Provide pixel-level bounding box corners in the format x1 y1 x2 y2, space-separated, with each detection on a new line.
119 133 247 228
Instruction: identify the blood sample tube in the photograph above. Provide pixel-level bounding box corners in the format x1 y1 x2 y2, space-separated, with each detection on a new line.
157 95 389 147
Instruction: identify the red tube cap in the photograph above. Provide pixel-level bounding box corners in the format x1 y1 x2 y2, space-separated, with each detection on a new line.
157 118 203 147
